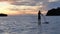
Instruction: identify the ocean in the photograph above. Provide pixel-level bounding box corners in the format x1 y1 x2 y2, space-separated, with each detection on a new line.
0 15 60 34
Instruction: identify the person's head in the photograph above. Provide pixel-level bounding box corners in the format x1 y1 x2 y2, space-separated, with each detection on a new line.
38 10 41 14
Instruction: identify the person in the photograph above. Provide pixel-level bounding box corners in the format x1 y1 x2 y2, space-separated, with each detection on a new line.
38 10 49 25
38 10 41 20
38 10 41 25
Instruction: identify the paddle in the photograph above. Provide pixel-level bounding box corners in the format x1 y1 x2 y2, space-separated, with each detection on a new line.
41 14 49 24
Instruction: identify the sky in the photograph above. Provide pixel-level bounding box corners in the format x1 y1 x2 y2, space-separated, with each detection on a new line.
0 0 60 15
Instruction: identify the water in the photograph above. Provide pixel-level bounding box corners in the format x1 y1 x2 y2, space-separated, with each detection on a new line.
41 16 60 34
0 15 60 34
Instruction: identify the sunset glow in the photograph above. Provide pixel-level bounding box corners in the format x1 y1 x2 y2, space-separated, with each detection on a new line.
0 1 20 15
0 0 48 16
0 1 41 15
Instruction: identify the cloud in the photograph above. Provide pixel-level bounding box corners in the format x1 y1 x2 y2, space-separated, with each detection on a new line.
48 0 59 2
0 0 41 6
0 0 8 1
0 0 60 11
0 0 47 10
10 0 37 6
9 6 42 11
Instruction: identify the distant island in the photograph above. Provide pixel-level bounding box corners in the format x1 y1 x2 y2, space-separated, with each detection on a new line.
46 7 60 16
0 13 8 17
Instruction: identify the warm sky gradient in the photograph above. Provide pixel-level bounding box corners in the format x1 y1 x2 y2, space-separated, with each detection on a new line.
0 0 60 15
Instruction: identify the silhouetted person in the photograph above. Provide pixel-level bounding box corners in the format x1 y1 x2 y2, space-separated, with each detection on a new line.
38 10 41 20
38 10 41 25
